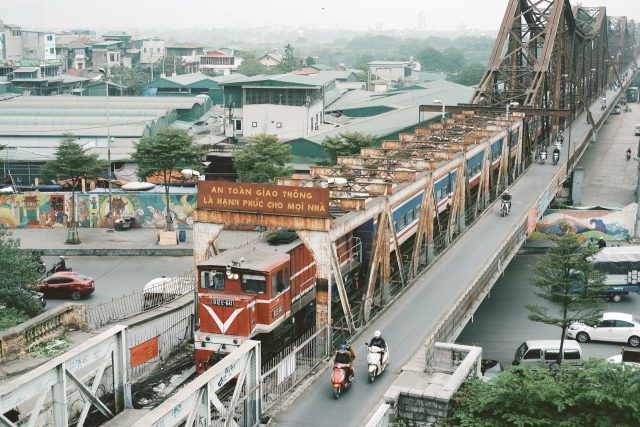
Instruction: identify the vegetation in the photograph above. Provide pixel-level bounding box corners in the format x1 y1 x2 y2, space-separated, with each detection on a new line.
237 51 273 76
232 134 293 183
0 226 44 330
440 360 640 427
450 63 487 86
277 43 303 73
107 65 149 95
525 228 606 364
132 128 205 231
319 132 375 165
42 134 106 244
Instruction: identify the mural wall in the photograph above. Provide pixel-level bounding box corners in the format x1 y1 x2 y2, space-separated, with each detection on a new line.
0 192 196 229
537 203 636 241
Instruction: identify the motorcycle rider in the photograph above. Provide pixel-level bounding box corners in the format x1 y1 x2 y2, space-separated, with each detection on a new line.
540 146 548 163
369 330 387 361
501 189 512 213
555 131 564 145
553 146 561 165
334 342 356 382
57 256 66 271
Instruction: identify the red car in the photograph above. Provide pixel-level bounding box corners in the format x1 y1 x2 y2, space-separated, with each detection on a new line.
36 272 95 300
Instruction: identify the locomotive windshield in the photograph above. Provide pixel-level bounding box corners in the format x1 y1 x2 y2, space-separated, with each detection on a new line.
201 271 224 290
242 274 266 294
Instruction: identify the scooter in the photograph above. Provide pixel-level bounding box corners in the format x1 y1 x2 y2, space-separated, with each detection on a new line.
365 344 389 383
501 200 510 217
540 150 547 165
47 261 72 276
552 151 560 166
331 362 354 399
627 151 632 161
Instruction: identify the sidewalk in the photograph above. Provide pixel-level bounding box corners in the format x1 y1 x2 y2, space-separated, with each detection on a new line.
8 228 260 256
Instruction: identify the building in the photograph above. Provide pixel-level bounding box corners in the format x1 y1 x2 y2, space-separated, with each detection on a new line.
285 80 475 165
219 74 336 139
0 95 214 186
92 40 125 70
368 59 422 92
66 40 88 69
199 50 242 76
0 20 58 64
258 52 282 68
135 37 165 65
143 72 245 104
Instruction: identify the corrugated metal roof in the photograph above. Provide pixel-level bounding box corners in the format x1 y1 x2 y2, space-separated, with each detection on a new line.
15 67 40 73
220 73 335 88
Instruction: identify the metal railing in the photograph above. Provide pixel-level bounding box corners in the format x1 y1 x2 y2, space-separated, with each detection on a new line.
86 270 195 329
261 325 330 411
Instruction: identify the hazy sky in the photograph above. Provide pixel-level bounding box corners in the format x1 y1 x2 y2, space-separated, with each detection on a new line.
2 0 640 32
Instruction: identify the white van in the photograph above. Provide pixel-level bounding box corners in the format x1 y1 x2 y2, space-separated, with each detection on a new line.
513 340 583 367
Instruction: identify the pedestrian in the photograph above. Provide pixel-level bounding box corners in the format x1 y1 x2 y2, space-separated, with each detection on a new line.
598 238 606 249
587 238 594 250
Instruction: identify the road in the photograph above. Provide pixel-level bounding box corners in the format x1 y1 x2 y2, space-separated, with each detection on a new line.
272 84 629 426
456 254 640 365
41 256 194 309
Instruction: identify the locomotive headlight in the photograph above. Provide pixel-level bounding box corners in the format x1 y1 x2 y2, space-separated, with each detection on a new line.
233 273 239 280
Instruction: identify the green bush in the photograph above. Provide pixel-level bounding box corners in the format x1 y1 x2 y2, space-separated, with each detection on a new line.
0 307 29 331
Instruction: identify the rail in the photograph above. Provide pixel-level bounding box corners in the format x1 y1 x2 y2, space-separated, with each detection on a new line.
85 270 195 329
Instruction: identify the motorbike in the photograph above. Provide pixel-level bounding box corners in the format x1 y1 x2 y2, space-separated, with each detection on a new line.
540 150 547 165
552 151 560 166
627 151 632 161
47 261 72 276
331 362 354 399
501 200 510 217
365 343 389 383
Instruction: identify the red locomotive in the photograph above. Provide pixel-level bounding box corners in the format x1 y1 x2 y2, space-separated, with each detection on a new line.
195 229 361 373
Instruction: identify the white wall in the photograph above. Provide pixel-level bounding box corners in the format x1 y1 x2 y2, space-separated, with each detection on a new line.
140 39 165 64
242 100 324 139
44 33 56 60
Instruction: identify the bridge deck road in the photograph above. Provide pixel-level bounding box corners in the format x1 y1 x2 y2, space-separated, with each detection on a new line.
271 85 624 426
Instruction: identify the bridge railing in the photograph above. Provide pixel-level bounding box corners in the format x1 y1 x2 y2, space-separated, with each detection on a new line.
85 270 195 329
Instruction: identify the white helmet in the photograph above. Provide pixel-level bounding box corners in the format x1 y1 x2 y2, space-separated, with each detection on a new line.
374 330 381 338
59 255 65 259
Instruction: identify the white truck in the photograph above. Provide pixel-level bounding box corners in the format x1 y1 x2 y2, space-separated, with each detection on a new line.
588 247 640 302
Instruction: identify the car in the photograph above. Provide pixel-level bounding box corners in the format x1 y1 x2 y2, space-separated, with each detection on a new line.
566 312 640 347
635 124 640 136
613 104 622 114
27 289 46 308
607 348 640 366
35 272 95 300
481 359 504 379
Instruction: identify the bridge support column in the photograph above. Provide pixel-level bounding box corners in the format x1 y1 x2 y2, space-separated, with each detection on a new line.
192 222 224 266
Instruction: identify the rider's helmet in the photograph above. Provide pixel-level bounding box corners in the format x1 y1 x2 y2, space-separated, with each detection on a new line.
340 342 349 351
59 255 65 260
504 188 510 195
374 330 381 339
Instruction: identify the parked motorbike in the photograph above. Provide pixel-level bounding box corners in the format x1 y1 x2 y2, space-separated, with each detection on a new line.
501 200 510 217
331 362 354 399
552 151 560 166
627 150 632 161
540 150 547 165
365 343 389 383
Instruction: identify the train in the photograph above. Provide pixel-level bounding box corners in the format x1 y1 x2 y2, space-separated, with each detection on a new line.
195 124 521 373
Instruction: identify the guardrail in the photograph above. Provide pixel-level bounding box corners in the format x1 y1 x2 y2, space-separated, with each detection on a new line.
85 270 195 329
0 303 85 364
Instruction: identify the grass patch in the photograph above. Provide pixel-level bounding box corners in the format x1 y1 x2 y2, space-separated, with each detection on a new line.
28 336 72 358
0 308 29 331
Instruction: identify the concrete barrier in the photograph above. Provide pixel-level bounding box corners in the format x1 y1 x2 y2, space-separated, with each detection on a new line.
0 303 86 364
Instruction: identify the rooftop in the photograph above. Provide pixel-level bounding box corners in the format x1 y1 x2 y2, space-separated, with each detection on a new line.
220 73 336 88
166 42 207 49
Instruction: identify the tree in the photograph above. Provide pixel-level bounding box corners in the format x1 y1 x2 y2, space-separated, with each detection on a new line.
132 128 205 231
441 360 640 427
416 46 446 72
320 132 375 165
237 51 272 77
525 229 606 364
305 56 317 66
42 134 106 244
0 226 45 329
232 134 293 183
278 44 302 73
107 66 148 95
451 63 487 87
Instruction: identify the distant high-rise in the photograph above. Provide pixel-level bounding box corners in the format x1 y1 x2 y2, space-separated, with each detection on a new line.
418 11 426 31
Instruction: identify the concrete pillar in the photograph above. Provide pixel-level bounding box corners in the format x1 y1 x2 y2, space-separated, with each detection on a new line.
192 222 224 267
571 167 585 205
296 230 333 329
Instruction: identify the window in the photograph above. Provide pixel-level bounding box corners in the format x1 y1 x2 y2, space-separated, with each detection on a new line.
407 209 415 223
399 214 406 229
241 274 266 294
523 349 541 360
109 53 116 62
234 119 242 131
46 35 53 41
201 271 224 290
564 350 581 360
49 48 54 54
544 350 559 361
156 48 161 53
615 320 634 327
271 270 289 298
598 320 615 328
276 122 282 128
144 48 147 53
251 122 257 128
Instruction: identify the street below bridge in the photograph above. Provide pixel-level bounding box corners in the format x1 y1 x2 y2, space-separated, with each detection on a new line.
41 256 194 309
271 81 633 426
456 253 640 365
